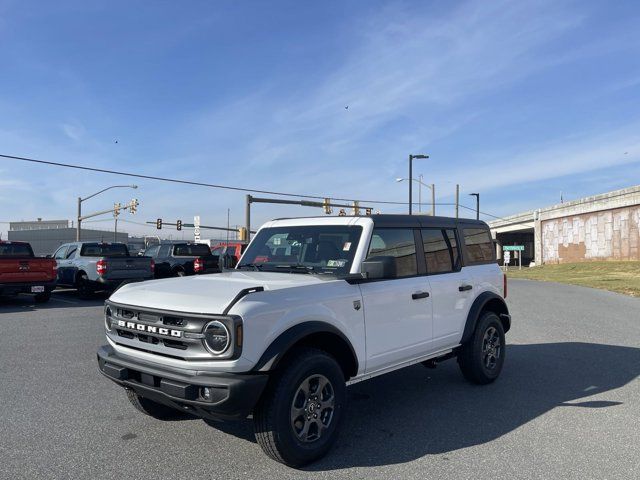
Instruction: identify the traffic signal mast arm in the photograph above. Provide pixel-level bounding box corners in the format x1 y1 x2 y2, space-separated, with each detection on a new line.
79 200 138 222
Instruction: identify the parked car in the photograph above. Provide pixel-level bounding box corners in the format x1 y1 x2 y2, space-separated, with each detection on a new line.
144 242 220 278
53 242 154 297
210 241 248 269
0 241 57 303
97 214 510 466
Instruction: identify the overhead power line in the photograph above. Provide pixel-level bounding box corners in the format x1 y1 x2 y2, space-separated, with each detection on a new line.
0 153 412 205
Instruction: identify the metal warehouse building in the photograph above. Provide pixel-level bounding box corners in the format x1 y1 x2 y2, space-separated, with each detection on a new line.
489 185 640 265
8 219 128 256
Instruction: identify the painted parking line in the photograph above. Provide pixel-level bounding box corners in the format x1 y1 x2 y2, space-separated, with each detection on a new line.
51 296 80 305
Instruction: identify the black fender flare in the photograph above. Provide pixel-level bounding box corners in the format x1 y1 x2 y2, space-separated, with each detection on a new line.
252 321 359 377
460 292 511 345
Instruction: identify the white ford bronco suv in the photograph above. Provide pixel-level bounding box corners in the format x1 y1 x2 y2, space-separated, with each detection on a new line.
97 214 510 466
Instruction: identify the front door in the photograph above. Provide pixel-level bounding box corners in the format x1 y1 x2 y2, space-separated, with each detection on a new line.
359 228 433 373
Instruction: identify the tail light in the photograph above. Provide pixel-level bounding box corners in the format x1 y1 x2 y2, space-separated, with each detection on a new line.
52 261 58 277
503 273 508 299
96 259 107 276
194 257 204 273
150 259 155 273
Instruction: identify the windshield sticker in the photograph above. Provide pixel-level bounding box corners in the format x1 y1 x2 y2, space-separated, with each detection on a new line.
342 242 351 251
326 259 347 268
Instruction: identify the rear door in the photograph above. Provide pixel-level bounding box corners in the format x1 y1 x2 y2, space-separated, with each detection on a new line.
420 228 475 351
358 227 433 373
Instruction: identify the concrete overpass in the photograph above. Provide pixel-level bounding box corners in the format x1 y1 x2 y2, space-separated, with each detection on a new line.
489 185 640 265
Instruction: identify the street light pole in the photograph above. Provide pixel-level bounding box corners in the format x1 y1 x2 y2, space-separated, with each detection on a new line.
76 184 137 241
469 193 480 220
408 154 428 215
396 176 434 215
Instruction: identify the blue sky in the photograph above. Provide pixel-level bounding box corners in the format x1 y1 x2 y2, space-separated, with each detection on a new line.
1 0 640 239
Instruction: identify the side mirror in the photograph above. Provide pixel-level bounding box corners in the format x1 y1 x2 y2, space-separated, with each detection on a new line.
45 254 51 258
361 256 397 280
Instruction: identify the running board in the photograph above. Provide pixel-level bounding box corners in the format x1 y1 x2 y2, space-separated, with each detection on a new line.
346 347 459 386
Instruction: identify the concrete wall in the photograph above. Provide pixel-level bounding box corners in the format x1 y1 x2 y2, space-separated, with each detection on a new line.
489 185 640 265
541 205 640 263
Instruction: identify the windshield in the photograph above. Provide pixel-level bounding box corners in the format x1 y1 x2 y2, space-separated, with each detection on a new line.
80 243 129 257
238 225 362 276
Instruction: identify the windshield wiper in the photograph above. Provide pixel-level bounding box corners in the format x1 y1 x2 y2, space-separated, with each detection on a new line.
237 263 264 271
272 264 316 274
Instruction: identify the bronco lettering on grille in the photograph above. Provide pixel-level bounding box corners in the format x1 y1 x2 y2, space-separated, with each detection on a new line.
117 320 182 338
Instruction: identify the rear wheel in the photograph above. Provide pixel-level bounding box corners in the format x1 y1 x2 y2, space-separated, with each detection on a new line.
34 291 51 303
253 348 346 467
126 389 182 420
77 274 94 299
458 311 505 384
175 269 186 277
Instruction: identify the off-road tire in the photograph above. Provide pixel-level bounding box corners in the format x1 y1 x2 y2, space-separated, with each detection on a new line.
76 273 94 299
458 311 505 384
125 389 182 420
34 291 51 303
253 347 346 467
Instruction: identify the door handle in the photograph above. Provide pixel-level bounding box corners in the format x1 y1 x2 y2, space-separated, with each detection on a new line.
412 291 430 300
459 284 473 292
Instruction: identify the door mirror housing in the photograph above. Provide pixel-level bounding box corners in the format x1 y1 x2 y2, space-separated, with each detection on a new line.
361 256 397 280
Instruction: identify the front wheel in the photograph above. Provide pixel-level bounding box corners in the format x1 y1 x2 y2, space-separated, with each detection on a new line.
458 311 505 384
253 348 346 467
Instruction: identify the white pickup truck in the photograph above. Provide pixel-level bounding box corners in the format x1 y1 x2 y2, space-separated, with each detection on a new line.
97 214 510 466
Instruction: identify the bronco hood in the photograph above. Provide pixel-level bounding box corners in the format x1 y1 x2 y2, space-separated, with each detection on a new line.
108 270 333 314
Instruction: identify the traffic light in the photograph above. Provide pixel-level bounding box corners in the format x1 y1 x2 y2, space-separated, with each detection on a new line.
113 202 121 216
338 209 347 217
365 207 372 215
129 198 138 214
323 198 332 215
176 220 182 231
156 218 162 229
238 227 248 241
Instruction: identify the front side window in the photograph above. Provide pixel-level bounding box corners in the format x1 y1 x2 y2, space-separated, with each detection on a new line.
367 228 417 278
53 246 68 259
239 225 363 276
422 228 459 274
65 246 78 259
463 228 495 263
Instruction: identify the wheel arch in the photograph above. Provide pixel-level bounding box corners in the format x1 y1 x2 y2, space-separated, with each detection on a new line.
461 292 511 344
253 322 359 380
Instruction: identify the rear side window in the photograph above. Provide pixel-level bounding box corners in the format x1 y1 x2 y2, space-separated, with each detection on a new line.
173 244 211 256
367 228 417 277
0 243 33 257
463 228 495 263
80 243 129 257
421 229 460 274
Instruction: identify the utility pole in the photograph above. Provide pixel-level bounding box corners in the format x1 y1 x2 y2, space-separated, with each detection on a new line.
469 193 480 220
77 197 81 241
245 195 251 242
418 174 423 213
455 184 460 219
431 183 436 216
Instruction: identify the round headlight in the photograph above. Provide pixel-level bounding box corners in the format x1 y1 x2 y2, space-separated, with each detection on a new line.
105 306 113 331
203 321 230 354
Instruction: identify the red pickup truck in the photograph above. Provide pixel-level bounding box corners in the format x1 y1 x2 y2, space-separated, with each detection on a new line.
0 241 57 303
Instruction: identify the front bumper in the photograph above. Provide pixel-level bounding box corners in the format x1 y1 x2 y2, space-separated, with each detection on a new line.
97 345 268 420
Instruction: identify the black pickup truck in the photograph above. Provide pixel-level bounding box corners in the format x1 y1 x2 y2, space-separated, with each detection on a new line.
143 242 219 278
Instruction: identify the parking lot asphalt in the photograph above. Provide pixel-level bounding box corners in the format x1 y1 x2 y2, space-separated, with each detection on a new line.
1 280 639 480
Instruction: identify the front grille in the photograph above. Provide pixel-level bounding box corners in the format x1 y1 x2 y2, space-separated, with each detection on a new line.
106 302 226 361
